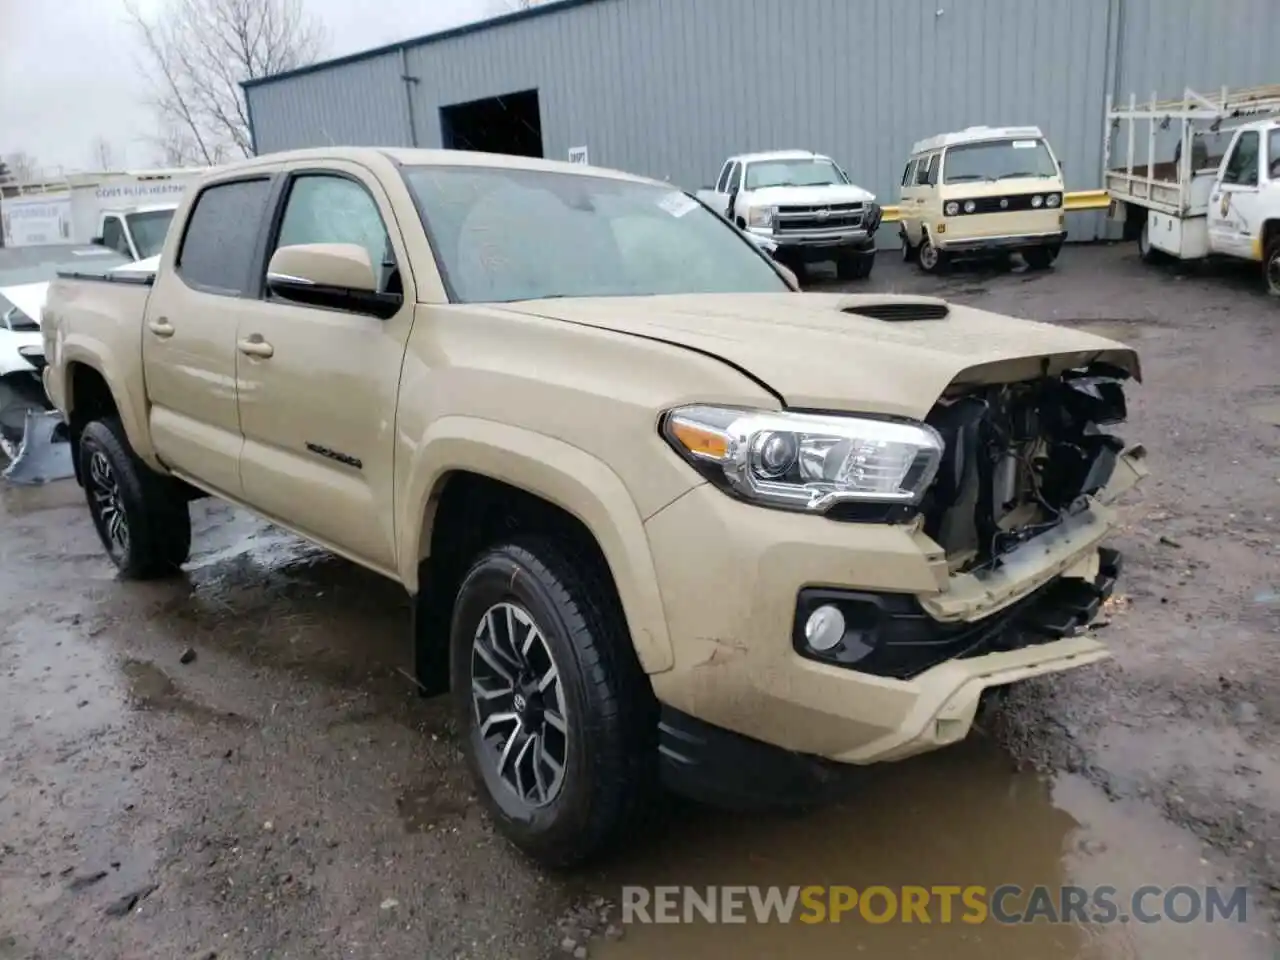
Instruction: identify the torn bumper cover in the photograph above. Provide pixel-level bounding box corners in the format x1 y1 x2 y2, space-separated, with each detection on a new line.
2 410 74 486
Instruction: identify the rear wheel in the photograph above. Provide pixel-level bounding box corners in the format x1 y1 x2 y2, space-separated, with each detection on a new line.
451 537 655 868
1138 218 1163 264
79 417 190 578
837 251 874 281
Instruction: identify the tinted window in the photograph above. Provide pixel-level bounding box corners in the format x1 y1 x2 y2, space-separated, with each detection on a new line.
727 162 742 193
1222 131 1260 186
402 165 788 303
101 217 128 256
177 178 272 296
1269 129 1280 180
273 175 392 289
943 139 1059 183
715 162 733 192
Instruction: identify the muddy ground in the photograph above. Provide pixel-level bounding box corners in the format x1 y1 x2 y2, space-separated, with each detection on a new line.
1 243 1278 959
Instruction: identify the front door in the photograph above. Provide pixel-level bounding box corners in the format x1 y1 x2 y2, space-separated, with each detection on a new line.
142 176 275 497
1208 129 1263 260
233 165 417 574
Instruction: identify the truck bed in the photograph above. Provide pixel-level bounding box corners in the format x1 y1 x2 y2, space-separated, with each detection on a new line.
1104 167 1219 219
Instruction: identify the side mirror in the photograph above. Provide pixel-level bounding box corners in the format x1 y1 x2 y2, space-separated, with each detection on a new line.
91 236 105 246
266 242 401 319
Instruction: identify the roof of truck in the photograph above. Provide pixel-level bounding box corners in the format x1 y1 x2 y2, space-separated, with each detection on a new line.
728 150 830 164
203 146 667 186
911 126 1045 155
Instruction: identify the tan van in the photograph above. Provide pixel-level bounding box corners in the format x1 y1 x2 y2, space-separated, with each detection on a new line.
899 125 1067 273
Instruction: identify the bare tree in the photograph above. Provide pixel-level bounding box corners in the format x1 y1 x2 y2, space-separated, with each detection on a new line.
92 136 117 171
1 152 40 185
125 0 327 165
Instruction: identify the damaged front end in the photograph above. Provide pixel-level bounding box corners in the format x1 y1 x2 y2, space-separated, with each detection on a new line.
795 357 1145 682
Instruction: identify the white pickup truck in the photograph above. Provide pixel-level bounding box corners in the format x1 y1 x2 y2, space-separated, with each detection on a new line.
696 150 883 280
1105 84 1280 294
92 204 179 262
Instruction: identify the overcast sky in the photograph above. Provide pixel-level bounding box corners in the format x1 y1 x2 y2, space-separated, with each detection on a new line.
0 0 506 174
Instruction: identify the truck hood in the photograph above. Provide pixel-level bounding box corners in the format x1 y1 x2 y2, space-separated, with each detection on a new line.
495 293 1140 419
745 183 876 206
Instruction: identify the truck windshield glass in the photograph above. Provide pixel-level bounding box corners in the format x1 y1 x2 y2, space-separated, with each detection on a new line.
402 166 789 303
744 159 847 190
943 139 1059 183
126 210 175 260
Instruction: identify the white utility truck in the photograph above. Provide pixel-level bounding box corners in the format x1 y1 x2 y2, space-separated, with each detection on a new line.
695 150 883 280
1104 84 1280 295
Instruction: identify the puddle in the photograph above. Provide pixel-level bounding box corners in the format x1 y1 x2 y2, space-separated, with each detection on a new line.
119 658 252 726
585 741 1273 959
1245 403 1280 428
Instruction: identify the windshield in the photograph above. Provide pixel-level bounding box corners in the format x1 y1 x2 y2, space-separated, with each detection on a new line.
125 210 175 259
402 165 788 303
744 158 848 190
943 139 1059 183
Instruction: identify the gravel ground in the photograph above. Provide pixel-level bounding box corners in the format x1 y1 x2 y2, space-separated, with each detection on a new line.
1 241 1277 959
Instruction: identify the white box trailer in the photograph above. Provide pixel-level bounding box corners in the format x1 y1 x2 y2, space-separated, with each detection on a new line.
0 191 73 247
1103 84 1280 293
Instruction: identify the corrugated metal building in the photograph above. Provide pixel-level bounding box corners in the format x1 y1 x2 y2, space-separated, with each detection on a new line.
243 0 1279 244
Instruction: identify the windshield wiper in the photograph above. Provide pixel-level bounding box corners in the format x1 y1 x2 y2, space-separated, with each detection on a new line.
996 171 1051 179
945 174 990 182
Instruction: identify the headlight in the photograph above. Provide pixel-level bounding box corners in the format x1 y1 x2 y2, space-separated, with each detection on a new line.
661 405 944 513
944 201 960 216
963 200 977 214
1046 193 1062 208
746 206 775 228
1031 195 1044 208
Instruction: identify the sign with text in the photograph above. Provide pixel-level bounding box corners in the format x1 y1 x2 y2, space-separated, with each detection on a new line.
568 146 589 165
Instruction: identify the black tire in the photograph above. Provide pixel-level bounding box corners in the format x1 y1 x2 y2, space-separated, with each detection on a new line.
1265 237 1280 298
836 251 874 281
0 378 46 463
1138 219 1163 264
450 537 655 868
917 236 948 274
901 234 917 262
79 417 191 579
1023 247 1056 271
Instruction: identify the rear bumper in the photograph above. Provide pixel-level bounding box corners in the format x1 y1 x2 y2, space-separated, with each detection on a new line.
938 230 1067 254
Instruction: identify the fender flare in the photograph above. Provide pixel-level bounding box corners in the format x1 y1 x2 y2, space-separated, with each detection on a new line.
60 339 158 467
398 416 677 675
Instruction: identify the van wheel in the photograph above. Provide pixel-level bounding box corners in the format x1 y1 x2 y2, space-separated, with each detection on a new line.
450 537 654 868
1023 247 1056 271
901 236 917 262
1265 238 1280 297
917 238 947 274
79 417 191 579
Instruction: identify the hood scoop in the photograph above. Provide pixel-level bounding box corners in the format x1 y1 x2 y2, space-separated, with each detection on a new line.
839 296 950 323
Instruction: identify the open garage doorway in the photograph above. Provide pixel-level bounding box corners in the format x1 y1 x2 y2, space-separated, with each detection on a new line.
439 89 544 158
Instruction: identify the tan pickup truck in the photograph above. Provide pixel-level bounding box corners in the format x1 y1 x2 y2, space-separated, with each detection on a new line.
40 147 1146 866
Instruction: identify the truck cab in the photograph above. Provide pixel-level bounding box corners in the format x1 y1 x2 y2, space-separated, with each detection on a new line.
94 204 178 261
900 125 1067 274
695 150 882 280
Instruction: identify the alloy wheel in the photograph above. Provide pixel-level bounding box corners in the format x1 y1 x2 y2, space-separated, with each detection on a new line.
87 449 130 558
919 241 939 271
470 601 569 808
1266 249 1280 297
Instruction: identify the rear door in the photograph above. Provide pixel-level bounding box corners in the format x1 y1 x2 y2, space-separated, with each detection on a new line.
142 176 274 497
232 163 416 574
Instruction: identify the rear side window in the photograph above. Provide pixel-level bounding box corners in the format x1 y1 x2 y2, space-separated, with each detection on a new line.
177 178 272 296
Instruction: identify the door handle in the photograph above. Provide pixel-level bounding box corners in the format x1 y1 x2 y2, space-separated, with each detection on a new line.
147 317 175 338
237 336 274 359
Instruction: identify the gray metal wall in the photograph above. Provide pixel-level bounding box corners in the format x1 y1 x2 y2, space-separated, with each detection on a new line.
245 0 1276 245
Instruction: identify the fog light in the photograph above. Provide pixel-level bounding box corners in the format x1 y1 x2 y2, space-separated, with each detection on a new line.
804 604 846 652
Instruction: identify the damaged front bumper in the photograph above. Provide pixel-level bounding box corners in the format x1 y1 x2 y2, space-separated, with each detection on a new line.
644 444 1145 810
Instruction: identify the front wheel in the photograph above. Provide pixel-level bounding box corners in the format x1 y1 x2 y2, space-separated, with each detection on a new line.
1264 238 1280 298
1023 246 1058 271
901 235 917 262
837 250 874 280
450 538 655 868
917 237 947 274
79 418 191 579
